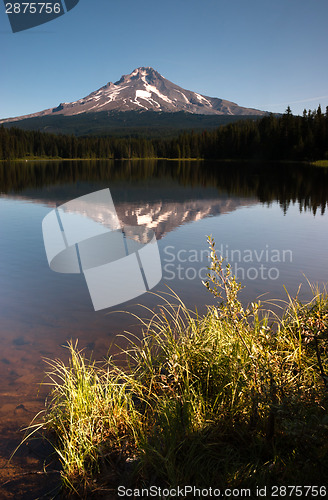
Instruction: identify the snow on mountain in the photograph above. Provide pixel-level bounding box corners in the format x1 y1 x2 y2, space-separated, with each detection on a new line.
1 67 266 123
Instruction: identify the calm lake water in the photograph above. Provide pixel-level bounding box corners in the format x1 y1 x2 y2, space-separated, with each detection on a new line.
0 159 328 448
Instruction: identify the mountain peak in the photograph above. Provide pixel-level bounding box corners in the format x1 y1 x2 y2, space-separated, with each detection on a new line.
114 67 162 85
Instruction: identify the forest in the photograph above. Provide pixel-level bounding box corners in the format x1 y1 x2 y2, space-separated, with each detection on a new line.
0 106 327 161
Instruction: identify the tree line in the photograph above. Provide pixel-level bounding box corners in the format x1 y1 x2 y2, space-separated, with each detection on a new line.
1 106 327 161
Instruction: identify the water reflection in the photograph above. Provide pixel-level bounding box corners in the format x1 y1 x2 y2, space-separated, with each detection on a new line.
1 159 328 216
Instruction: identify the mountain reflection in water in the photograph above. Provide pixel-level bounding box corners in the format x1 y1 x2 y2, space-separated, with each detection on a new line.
1 159 328 224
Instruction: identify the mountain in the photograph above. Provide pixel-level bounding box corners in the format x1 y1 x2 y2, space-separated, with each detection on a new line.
1 67 267 121
0 67 268 136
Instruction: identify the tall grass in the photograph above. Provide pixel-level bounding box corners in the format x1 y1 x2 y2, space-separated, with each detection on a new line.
27 237 328 495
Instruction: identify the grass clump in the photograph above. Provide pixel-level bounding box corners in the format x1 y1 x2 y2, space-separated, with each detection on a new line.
30 237 328 496
311 159 328 168
42 344 143 492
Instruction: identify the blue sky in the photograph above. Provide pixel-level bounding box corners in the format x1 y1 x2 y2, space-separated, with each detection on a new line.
1 0 328 119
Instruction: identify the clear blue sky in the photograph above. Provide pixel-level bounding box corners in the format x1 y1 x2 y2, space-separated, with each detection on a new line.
1 0 328 119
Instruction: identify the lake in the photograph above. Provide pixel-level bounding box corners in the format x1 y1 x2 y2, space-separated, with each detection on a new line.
0 159 328 492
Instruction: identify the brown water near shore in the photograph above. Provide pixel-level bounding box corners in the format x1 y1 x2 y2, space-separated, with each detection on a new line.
0 313 135 499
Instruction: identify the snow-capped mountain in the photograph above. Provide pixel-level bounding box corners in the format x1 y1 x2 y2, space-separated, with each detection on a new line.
1 67 266 123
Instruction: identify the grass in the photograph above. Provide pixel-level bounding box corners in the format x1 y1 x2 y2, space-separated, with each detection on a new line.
23 237 328 497
311 160 328 167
